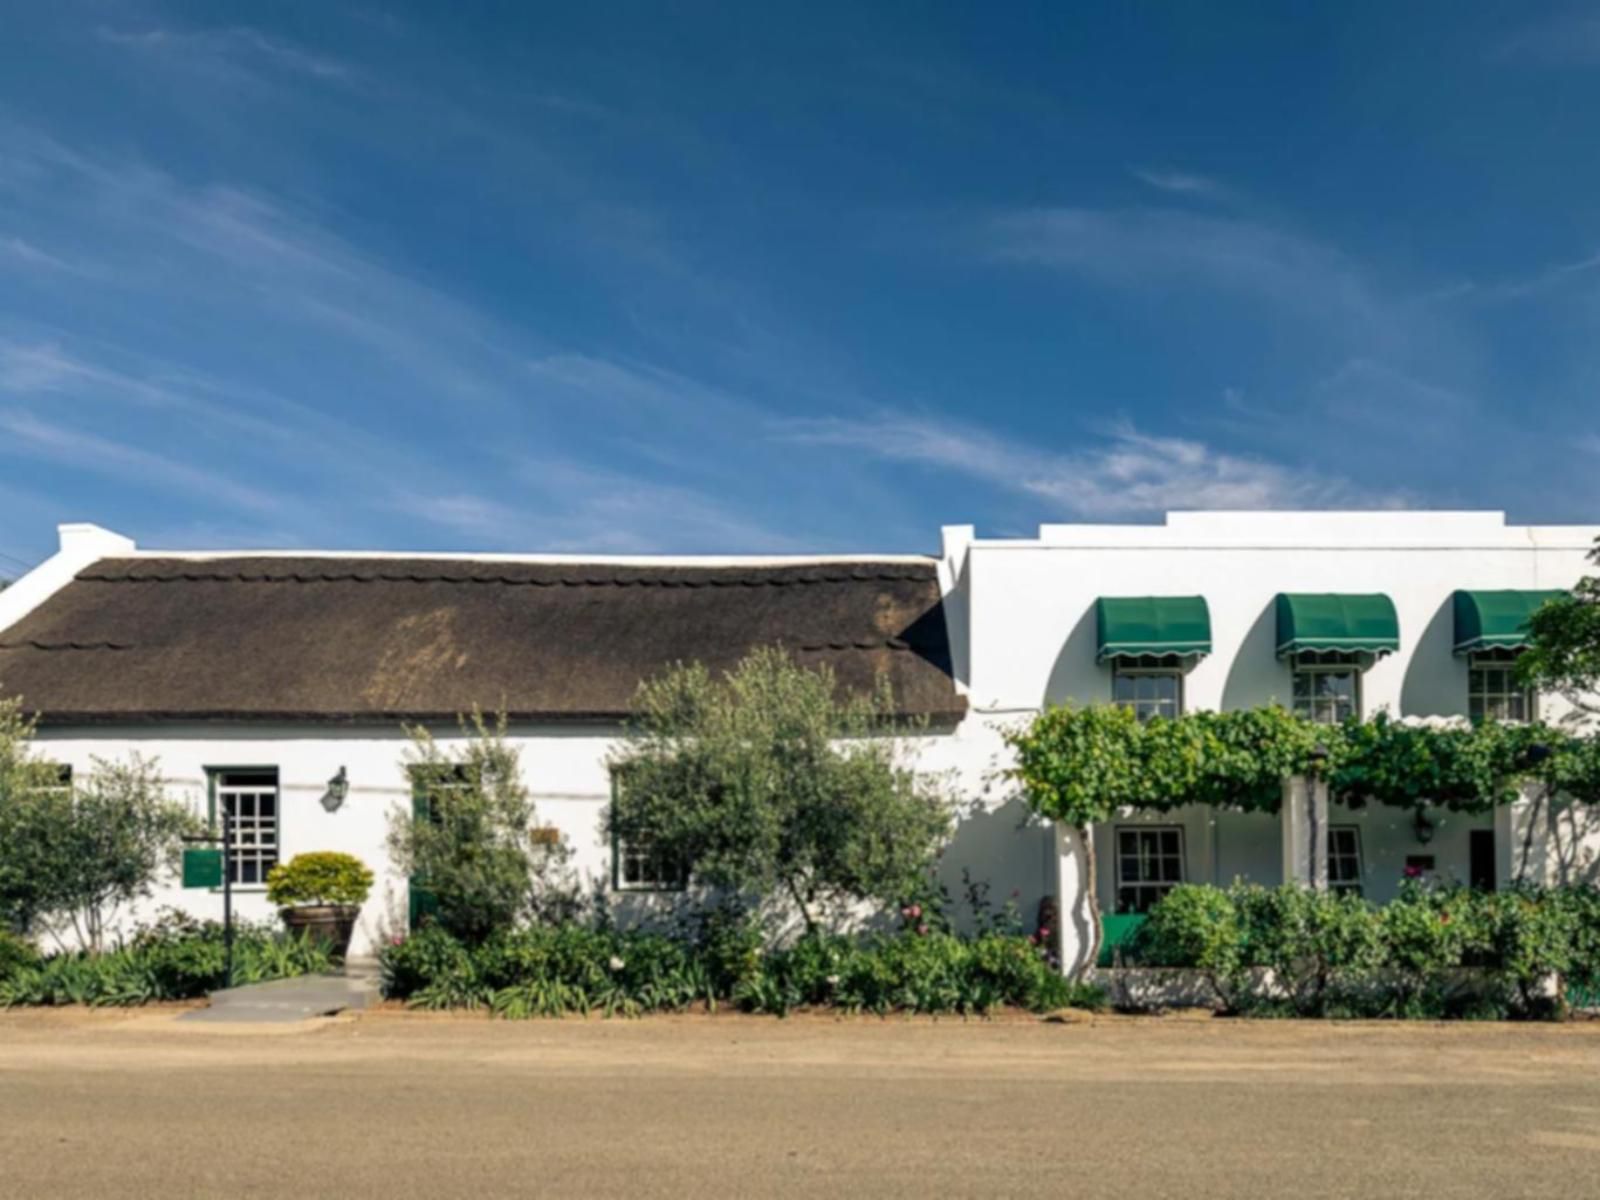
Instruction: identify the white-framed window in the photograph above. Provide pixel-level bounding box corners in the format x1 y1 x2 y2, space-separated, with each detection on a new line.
27 763 73 797
1328 826 1363 896
1115 826 1184 914
1292 652 1361 725
1112 659 1184 722
612 833 687 892
211 769 279 886
1468 651 1535 724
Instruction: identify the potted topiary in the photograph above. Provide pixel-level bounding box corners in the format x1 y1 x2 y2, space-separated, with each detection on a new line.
265 852 374 960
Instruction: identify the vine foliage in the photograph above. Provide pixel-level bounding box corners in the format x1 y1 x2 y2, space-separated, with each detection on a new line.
1005 705 1600 825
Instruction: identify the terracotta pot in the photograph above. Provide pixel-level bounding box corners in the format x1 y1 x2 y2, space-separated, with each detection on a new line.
280 905 360 961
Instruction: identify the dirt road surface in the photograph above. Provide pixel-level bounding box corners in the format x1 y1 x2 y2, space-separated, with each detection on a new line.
4 1007 1600 1198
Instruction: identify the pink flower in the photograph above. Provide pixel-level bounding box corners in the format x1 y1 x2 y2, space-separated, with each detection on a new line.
1404 865 1423 879
390 935 405 946
907 904 922 920
917 923 929 936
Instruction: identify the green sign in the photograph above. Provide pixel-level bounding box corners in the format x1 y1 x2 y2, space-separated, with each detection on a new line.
182 847 223 889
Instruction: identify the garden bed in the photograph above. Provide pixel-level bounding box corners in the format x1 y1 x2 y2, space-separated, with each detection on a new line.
0 913 336 1008
381 923 1107 1019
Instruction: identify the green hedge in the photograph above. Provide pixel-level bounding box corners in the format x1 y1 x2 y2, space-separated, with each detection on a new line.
0 912 335 1007
1128 881 1600 1019
381 921 1104 1018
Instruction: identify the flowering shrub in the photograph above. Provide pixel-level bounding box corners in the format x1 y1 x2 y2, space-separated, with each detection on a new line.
1128 881 1600 1019
379 923 1104 1019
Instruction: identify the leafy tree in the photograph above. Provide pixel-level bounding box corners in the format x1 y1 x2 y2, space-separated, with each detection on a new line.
390 713 577 944
1 704 197 948
0 695 57 933
1520 538 1600 720
27 757 200 951
607 647 955 934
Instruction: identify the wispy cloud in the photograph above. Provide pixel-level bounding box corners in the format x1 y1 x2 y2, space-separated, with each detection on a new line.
1 236 82 274
777 414 1405 519
96 25 357 84
1494 16 1600 66
0 410 287 514
985 206 1373 321
977 203 1473 378
1130 167 1225 197
1441 249 1600 303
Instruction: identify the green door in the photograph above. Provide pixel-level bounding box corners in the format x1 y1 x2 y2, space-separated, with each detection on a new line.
407 776 440 931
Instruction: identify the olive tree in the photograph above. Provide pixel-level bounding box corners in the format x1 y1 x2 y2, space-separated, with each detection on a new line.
1 697 197 947
607 647 955 934
0 695 55 933
33 756 198 951
389 713 578 943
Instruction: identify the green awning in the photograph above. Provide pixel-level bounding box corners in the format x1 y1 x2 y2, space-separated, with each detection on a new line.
1274 593 1399 658
1095 596 1212 662
1452 589 1566 655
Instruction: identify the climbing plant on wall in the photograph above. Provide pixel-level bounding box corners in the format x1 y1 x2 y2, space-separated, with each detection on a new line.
1004 704 1600 968
1006 706 1600 823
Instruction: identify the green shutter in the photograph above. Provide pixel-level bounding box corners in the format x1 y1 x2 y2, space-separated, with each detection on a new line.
1274 593 1399 658
1094 596 1213 662
1452 589 1566 655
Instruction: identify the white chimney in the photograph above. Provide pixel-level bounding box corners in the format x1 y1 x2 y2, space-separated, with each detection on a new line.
0 523 137 634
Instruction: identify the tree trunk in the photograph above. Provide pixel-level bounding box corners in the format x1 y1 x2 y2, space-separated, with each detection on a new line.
1518 782 1548 885
1080 823 1102 978
786 876 818 936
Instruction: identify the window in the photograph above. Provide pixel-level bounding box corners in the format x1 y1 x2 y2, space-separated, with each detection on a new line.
1292 652 1361 724
1112 660 1183 722
1468 652 1535 723
28 763 72 797
212 769 279 886
411 763 475 813
1115 826 1184 914
1327 826 1363 896
612 832 687 892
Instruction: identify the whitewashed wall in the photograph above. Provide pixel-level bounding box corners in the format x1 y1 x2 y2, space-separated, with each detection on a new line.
32 714 1059 958
951 511 1596 718
16 511 1600 967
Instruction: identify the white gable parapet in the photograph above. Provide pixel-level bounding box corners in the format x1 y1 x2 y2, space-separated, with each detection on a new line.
0 523 136 636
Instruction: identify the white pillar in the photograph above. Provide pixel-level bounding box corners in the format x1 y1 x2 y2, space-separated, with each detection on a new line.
1054 823 1097 978
1281 774 1329 891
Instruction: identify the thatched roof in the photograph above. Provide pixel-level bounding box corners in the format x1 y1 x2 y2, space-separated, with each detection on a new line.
0 557 964 725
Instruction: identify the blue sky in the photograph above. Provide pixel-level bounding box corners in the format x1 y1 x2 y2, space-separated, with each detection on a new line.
3 2 1600 572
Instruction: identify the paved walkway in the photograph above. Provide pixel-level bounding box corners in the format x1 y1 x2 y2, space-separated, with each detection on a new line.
179 973 378 1023
5 1010 1600 1197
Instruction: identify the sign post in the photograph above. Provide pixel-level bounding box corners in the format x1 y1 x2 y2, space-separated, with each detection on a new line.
181 807 235 985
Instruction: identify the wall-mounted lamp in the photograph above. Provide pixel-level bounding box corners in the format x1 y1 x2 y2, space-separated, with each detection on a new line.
322 766 349 813
1412 806 1435 845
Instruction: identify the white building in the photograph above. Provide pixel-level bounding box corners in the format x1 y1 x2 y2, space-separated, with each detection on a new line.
1 511 1596 968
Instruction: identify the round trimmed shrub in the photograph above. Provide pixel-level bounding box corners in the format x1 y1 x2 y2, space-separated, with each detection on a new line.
266 852 374 909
